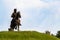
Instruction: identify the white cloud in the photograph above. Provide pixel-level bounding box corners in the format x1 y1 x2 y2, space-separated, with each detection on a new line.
3 0 49 20
3 0 49 8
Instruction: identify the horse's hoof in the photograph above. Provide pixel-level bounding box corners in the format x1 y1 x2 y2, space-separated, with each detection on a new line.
8 28 11 31
8 28 14 31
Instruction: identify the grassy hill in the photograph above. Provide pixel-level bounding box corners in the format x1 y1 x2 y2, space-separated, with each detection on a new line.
0 31 59 40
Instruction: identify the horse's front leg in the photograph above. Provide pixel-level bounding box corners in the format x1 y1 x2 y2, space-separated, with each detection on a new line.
18 25 19 31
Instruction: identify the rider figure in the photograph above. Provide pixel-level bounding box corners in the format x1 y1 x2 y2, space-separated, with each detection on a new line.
9 8 21 31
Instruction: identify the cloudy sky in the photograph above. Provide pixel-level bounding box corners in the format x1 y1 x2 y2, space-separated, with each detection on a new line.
0 0 60 34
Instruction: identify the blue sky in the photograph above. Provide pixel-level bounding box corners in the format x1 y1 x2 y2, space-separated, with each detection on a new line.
0 0 60 34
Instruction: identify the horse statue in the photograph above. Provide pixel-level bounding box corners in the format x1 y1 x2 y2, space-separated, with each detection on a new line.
8 9 21 31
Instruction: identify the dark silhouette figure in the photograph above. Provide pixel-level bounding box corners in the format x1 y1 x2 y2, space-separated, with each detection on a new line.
8 9 21 31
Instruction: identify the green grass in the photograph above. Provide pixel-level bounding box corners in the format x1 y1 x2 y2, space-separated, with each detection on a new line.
0 31 59 40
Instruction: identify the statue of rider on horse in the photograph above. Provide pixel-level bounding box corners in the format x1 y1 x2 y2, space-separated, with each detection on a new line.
8 8 21 31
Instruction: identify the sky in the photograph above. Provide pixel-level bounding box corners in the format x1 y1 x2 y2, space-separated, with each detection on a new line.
0 0 60 34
